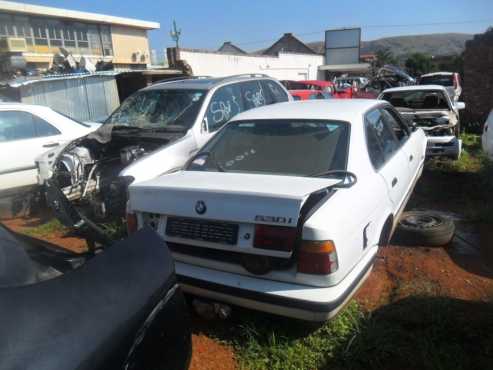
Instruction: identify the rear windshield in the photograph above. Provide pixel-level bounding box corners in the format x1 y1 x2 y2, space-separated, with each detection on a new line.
381 90 450 110
187 119 349 177
419 75 454 87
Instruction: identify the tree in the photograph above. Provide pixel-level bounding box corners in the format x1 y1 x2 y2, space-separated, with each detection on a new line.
405 53 435 77
375 48 397 68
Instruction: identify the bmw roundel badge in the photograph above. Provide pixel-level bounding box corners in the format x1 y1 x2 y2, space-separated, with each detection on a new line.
195 200 207 215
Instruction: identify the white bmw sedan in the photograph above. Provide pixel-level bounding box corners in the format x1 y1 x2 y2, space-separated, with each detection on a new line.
127 99 427 321
0 103 99 196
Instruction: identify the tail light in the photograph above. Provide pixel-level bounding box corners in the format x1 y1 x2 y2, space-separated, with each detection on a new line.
298 240 338 275
126 212 138 234
253 225 297 252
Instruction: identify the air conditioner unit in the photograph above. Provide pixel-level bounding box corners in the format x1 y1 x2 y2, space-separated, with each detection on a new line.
5 37 28 52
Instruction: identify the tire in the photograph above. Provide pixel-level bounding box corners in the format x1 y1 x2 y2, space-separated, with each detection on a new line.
394 211 455 247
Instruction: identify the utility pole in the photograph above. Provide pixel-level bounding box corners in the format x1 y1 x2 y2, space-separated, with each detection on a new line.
170 20 181 50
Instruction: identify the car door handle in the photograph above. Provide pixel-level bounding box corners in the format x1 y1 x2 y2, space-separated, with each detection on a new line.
43 142 59 148
409 154 414 162
392 177 398 187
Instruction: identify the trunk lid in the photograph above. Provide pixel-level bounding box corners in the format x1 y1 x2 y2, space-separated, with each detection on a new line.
129 171 339 227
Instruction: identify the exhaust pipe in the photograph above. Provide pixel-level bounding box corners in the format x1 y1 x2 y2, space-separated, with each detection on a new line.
192 298 232 320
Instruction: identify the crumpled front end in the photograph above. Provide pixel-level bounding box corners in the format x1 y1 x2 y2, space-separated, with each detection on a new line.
42 124 183 243
400 110 461 159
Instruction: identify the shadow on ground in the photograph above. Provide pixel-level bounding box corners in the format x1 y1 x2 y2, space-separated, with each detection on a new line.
331 296 493 370
188 295 493 370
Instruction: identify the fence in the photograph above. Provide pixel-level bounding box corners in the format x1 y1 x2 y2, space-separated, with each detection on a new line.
15 73 120 122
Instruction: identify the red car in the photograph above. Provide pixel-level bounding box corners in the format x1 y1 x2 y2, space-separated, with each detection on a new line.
298 80 335 93
289 89 331 101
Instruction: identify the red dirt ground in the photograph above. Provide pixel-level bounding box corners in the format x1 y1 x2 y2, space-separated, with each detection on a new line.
355 244 493 311
190 334 237 370
1 215 87 253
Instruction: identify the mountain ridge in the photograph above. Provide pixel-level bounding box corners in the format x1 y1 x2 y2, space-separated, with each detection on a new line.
306 32 473 57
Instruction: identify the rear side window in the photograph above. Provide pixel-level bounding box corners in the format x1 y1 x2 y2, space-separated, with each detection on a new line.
260 80 289 104
380 108 409 143
34 115 61 137
205 83 244 132
365 109 400 169
240 81 266 110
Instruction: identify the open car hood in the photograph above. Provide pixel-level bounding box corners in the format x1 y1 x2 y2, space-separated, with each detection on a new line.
129 171 341 226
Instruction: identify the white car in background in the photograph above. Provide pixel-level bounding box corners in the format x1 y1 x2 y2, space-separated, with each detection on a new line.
127 100 427 321
419 72 462 102
483 109 493 159
379 85 465 160
0 103 99 196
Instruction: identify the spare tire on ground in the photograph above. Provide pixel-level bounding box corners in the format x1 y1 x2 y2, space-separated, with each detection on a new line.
394 211 455 247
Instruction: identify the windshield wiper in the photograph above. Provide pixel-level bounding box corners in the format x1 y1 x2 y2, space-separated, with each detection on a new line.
307 170 357 188
111 125 144 131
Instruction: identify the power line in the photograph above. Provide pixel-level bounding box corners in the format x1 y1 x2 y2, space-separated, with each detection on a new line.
234 19 493 47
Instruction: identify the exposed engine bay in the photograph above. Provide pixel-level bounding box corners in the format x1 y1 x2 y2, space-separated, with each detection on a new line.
46 125 185 244
398 109 458 137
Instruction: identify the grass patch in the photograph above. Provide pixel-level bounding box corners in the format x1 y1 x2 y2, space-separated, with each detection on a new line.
227 298 493 370
427 133 487 173
234 303 362 370
409 134 492 220
339 297 493 370
22 218 67 238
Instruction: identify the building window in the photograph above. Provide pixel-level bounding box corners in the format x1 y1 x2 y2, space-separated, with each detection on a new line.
63 27 76 48
15 24 33 45
100 25 113 56
76 28 89 49
48 25 63 47
32 22 48 46
0 14 15 37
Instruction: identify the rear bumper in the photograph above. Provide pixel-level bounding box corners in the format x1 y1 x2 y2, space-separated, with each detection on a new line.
175 247 377 321
426 136 461 158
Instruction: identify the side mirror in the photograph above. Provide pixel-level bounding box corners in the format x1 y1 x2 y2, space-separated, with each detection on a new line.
456 102 466 110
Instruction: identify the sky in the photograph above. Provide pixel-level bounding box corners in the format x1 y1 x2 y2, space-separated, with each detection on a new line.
14 0 493 52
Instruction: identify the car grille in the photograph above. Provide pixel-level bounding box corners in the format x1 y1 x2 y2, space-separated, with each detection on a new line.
166 217 239 245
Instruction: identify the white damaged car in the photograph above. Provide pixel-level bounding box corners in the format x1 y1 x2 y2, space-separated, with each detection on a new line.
127 100 427 321
379 85 465 160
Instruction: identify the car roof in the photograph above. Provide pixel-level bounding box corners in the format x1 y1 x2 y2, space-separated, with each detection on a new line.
0 102 53 111
381 85 448 93
230 99 386 123
420 72 454 77
143 74 276 91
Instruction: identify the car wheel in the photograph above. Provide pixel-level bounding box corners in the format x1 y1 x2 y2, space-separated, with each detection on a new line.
394 211 455 247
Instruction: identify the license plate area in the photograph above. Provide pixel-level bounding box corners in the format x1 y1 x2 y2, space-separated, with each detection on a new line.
166 217 239 245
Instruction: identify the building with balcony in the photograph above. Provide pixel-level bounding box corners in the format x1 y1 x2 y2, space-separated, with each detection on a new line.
0 0 159 71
